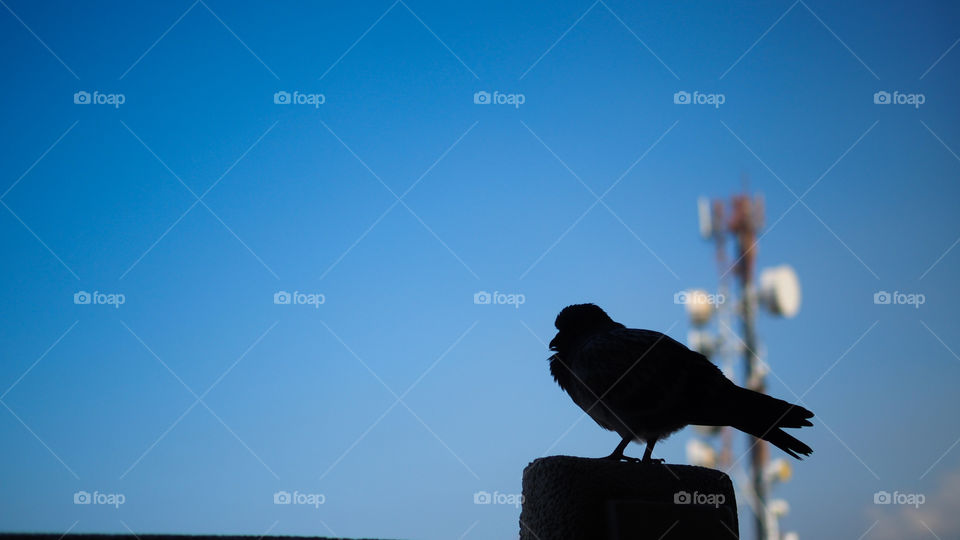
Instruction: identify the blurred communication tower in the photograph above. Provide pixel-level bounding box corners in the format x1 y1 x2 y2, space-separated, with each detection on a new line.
681 192 802 540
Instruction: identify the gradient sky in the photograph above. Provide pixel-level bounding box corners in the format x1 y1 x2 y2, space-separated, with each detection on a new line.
2 1 960 539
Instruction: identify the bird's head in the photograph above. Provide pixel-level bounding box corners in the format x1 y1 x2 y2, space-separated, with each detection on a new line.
549 303 621 352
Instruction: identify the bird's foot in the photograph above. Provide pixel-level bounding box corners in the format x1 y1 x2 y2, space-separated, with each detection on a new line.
602 453 640 463
641 457 666 465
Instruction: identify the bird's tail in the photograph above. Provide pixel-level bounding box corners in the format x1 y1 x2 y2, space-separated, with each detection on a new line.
728 387 814 459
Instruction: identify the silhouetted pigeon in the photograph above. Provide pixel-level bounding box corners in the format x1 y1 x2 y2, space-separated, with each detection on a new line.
548 304 814 463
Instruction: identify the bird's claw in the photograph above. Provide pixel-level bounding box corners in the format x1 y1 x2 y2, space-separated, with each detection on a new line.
642 458 666 465
602 454 641 463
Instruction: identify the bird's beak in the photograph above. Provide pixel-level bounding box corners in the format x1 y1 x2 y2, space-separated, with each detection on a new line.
548 335 558 351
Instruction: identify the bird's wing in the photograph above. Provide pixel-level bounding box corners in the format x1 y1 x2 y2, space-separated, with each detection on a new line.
568 328 728 421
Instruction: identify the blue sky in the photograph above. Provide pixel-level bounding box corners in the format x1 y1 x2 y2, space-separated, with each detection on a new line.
1 1 959 539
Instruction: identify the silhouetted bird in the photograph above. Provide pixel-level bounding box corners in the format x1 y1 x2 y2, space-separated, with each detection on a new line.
549 303 814 463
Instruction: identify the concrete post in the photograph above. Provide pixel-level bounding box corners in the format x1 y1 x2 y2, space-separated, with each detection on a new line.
520 456 738 539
